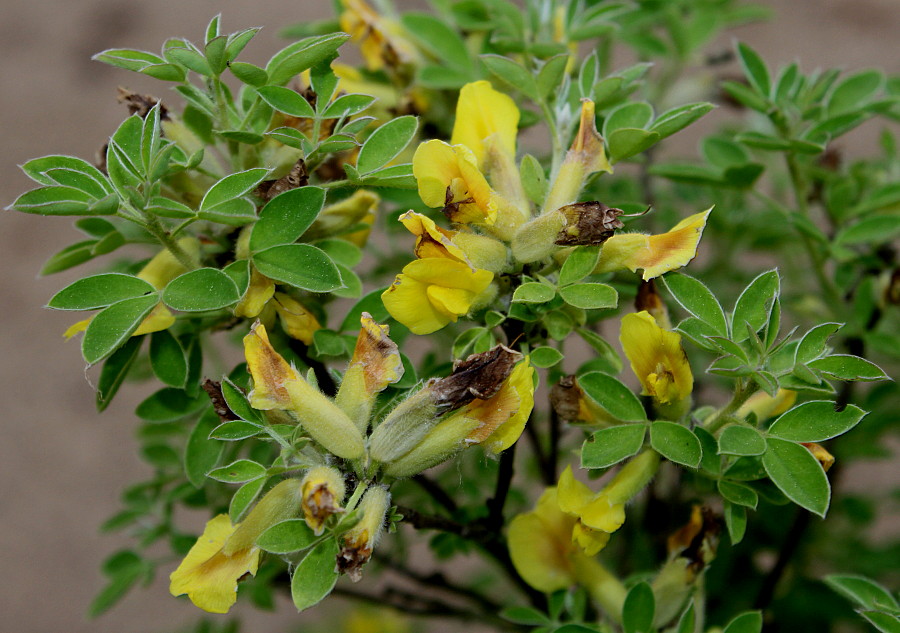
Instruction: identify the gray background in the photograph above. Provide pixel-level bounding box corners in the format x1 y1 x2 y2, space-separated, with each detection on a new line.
1 1 897 631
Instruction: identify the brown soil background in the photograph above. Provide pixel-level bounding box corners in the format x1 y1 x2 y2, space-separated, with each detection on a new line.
1 1 897 632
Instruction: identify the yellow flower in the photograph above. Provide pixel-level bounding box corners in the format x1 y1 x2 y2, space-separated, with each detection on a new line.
382 257 494 335
736 388 797 422
399 210 470 262
170 478 304 613
413 140 499 226
458 357 536 453
543 99 612 215
335 312 404 431
620 311 693 405
508 487 628 618
271 292 322 345
234 265 276 319
243 322 365 459
450 80 519 169
595 208 711 280
169 514 260 613
300 466 347 535
339 0 417 72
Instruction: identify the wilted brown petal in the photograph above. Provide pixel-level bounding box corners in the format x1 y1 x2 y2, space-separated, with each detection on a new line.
432 345 522 410
550 375 583 421
116 87 169 120
555 202 625 246
255 158 309 201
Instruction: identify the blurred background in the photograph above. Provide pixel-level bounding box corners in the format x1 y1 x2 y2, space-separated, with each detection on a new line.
1 1 897 631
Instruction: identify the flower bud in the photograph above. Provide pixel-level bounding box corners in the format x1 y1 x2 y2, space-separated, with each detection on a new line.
337 485 391 581
382 416 481 478
802 442 835 472
224 478 303 555
137 238 200 290
300 466 346 535
737 388 796 422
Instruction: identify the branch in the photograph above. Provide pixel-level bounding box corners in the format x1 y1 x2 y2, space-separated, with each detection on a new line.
487 443 516 529
412 473 458 514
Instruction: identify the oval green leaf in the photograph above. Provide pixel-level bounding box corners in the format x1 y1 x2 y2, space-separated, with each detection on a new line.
581 424 647 469
762 438 830 517
767 401 866 442
49 273 155 311
650 421 702 468
292 539 340 611
257 518 317 554
559 283 618 310
253 244 343 292
162 268 241 312
82 294 160 365
250 186 326 252
718 425 767 456
356 115 418 174
578 372 647 422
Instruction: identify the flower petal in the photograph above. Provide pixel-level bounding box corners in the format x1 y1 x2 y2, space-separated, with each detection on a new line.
451 80 519 167
243 322 301 410
620 311 693 404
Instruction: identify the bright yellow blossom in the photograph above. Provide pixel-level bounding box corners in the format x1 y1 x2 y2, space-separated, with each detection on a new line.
508 487 628 618
382 257 494 335
450 80 519 168
595 208 712 280
169 514 260 613
339 0 417 72
620 311 693 405
413 140 499 226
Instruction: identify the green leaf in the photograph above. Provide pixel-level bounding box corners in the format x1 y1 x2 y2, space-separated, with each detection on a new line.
722 80 769 112
339 287 390 332
315 239 362 268
356 115 418 174
736 42 771 97
795 322 842 364
808 354 890 382
162 268 241 312
650 421 702 468
250 187 325 252
321 94 376 118
559 283 618 310
513 282 555 304
88 564 144 617
768 401 866 442
291 539 340 611
762 438 831 517
198 198 257 226
266 33 349 86
184 408 224 487
581 425 646 469
576 329 623 373
149 330 188 388
501 606 551 626
662 274 728 336
828 70 884 116
718 425 767 456
207 459 266 483
230 61 268 86
230 477 267 522
723 501 747 545
96 336 142 412
651 102 716 139
607 128 661 163
537 54 570 99
732 270 779 341
82 295 159 365
210 420 261 440
221 379 263 424
257 518 317 554
402 13 473 73
835 215 900 246
135 387 205 422
717 480 758 509
723 611 763 633
519 154 547 206
694 427 720 474
622 582 655 633
166 46 211 76
256 85 316 118
480 54 539 100
604 102 654 135
579 372 647 422
199 168 270 211
825 575 899 612
253 244 343 292
676 601 696 633
12 186 94 216
531 346 564 368
862 612 900 633
48 274 155 310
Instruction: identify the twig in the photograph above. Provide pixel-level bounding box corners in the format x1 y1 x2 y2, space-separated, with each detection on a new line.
487 443 516 529
547 408 561 484
525 420 553 485
754 507 811 614
412 474 458 514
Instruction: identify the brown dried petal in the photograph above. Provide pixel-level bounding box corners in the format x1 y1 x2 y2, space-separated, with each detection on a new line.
550 375 583 421
432 345 522 410
255 158 309 201
116 87 169 120
667 505 721 574
555 202 625 246
202 379 239 424
336 535 372 583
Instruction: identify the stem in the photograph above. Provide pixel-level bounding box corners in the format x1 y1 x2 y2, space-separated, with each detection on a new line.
487 443 516 530
319 178 351 189
142 213 199 270
412 474 458 514
289 339 338 397
704 379 758 434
